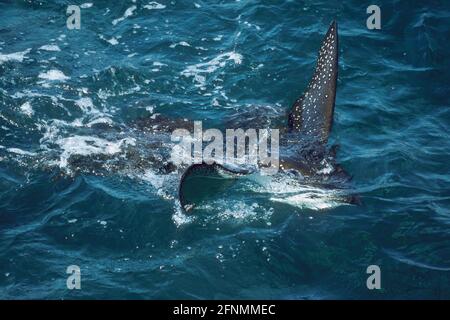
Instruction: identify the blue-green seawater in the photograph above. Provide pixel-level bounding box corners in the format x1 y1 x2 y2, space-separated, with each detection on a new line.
0 0 450 299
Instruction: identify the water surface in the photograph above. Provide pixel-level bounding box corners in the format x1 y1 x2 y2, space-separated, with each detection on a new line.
0 0 449 299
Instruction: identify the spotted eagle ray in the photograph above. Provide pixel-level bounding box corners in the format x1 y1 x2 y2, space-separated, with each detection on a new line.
2 21 357 215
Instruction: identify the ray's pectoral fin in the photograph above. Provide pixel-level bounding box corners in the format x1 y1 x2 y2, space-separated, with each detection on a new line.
288 20 338 144
178 162 253 213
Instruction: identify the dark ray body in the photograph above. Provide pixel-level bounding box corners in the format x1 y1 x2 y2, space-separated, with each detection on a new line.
27 21 355 212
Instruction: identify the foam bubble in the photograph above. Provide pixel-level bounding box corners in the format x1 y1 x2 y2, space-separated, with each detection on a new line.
270 193 344 210
99 35 119 46
317 159 334 175
0 48 31 64
19 102 34 117
38 70 70 81
170 41 191 48
250 174 347 210
144 2 166 10
141 169 166 190
112 6 137 25
107 38 119 46
172 201 195 227
56 136 135 168
38 44 61 52
181 51 243 86
7 148 37 156
86 117 114 127
217 201 273 221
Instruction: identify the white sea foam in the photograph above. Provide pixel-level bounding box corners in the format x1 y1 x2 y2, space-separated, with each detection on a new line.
38 120 61 147
144 2 166 10
86 117 114 127
243 21 261 31
75 97 94 110
0 48 31 64
107 37 119 45
139 169 179 201
172 201 195 227
19 101 34 117
317 160 334 175
38 69 70 81
75 97 103 118
193 199 273 225
170 41 191 48
142 169 166 190
38 44 61 52
217 201 273 221
181 51 243 86
7 148 37 156
0 113 18 127
99 35 119 45
37 96 113 129
112 6 137 25
56 136 135 168
270 193 344 210
80 3 93 9
249 174 346 210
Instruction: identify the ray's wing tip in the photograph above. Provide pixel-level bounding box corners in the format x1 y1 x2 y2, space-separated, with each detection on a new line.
330 20 337 29
324 20 338 61
327 20 338 37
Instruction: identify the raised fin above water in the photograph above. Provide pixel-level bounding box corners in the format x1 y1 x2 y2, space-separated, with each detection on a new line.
288 20 339 144
179 162 253 213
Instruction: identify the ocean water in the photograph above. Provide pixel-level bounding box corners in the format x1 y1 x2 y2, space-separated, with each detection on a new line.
1 0 450 299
